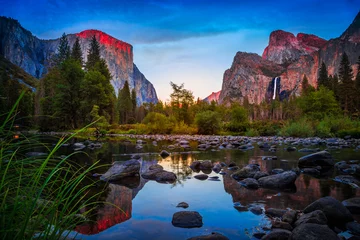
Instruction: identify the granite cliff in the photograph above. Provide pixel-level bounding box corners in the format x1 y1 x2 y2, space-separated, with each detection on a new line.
218 11 360 105
0 17 158 104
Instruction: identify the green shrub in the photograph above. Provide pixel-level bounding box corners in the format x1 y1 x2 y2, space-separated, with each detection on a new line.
245 128 259 137
142 112 174 134
315 121 332 138
338 128 360 138
195 111 221 135
172 121 197 135
279 119 315 137
250 121 283 136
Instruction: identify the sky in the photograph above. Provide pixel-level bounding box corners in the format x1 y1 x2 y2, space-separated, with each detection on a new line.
0 0 359 101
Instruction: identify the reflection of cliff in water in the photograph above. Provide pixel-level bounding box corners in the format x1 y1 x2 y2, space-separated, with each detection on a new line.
75 161 151 235
223 169 360 210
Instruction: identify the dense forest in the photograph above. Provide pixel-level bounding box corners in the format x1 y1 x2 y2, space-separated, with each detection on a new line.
1 34 360 137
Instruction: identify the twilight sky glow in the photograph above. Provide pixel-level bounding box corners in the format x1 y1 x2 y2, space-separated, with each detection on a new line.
1 0 359 101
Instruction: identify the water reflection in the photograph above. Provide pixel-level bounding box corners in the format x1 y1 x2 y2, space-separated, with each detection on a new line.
73 141 360 238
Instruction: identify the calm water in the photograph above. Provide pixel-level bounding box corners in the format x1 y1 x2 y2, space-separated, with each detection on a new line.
55 138 360 240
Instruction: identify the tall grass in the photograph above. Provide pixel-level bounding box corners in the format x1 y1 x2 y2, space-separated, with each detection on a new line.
0 92 107 239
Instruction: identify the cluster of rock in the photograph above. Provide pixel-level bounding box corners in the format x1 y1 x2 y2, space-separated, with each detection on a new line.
257 196 360 240
99 158 176 183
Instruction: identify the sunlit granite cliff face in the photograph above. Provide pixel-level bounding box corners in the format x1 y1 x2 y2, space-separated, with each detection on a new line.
218 11 360 105
0 17 158 104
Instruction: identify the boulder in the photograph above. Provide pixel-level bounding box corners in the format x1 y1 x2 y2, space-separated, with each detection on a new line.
271 168 284 174
100 159 140 181
254 171 269 180
303 196 353 227
187 232 229 240
194 174 209 180
212 163 222 173
283 210 297 225
290 223 339 240
298 151 334 168
294 210 327 227
176 202 189 208
142 168 177 183
160 150 170 158
342 197 360 214
265 208 287 218
200 160 213 170
271 220 293 231
232 164 260 180
172 211 203 228
240 178 259 189
258 171 297 190
261 229 291 240
334 175 360 187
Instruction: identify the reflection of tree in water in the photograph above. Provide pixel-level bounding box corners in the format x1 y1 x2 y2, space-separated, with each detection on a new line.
158 153 193 187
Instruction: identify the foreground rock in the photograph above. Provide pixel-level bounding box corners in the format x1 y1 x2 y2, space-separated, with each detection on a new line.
232 164 260 180
342 197 360 214
172 211 203 228
187 232 229 240
100 159 140 181
290 223 338 240
303 196 353 227
261 229 292 240
294 210 327 227
298 151 334 168
258 171 297 190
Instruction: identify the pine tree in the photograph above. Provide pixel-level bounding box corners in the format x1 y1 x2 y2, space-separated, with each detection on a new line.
86 35 101 70
57 33 70 65
317 61 328 89
118 81 133 124
355 56 360 112
131 88 137 116
71 37 83 65
302 74 310 95
338 52 355 114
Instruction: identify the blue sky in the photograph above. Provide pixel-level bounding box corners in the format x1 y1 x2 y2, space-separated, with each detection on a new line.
1 0 359 101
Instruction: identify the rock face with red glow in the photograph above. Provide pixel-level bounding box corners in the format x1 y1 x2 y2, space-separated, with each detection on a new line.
262 30 327 65
0 17 158 104
204 90 221 103
219 11 360 104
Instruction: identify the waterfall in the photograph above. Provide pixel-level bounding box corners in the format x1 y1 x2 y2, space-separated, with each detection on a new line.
273 77 278 100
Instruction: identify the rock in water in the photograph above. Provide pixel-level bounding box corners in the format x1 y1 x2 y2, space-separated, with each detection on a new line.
303 196 353 227
232 164 260 180
176 202 189 208
294 210 327 227
258 171 297 190
160 150 170 158
290 223 339 240
100 159 140 181
261 229 292 240
240 178 259 189
298 151 334 168
342 197 360 214
187 232 229 240
172 211 203 228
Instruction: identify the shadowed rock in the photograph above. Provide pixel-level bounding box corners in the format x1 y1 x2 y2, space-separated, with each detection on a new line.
100 159 140 181
298 151 334 168
258 171 297 190
172 211 203 228
187 232 229 240
290 223 338 240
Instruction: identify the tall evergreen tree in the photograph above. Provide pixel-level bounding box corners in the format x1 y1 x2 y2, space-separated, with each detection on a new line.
118 81 133 124
86 35 101 70
71 37 83 65
317 61 328 89
57 33 70 65
301 74 314 95
338 52 355 114
131 88 137 116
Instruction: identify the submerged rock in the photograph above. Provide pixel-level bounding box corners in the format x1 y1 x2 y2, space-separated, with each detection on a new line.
100 159 140 181
172 211 203 228
187 232 229 240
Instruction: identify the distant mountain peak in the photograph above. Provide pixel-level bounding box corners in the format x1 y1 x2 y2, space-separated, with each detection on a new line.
76 30 132 55
341 11 360 42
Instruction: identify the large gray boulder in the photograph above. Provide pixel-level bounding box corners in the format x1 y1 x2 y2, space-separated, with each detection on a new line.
290 223 339 240
100 159 140 181
232 164 260 180
172 211 203 228
298 151 334 168
303 196 353 227
258 171 297 189
141 166 177 183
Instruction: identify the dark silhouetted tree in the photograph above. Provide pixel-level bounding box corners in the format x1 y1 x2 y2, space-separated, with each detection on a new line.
317 61 328 89
338 52 355 114
71 37 83 65
86 35 101 71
